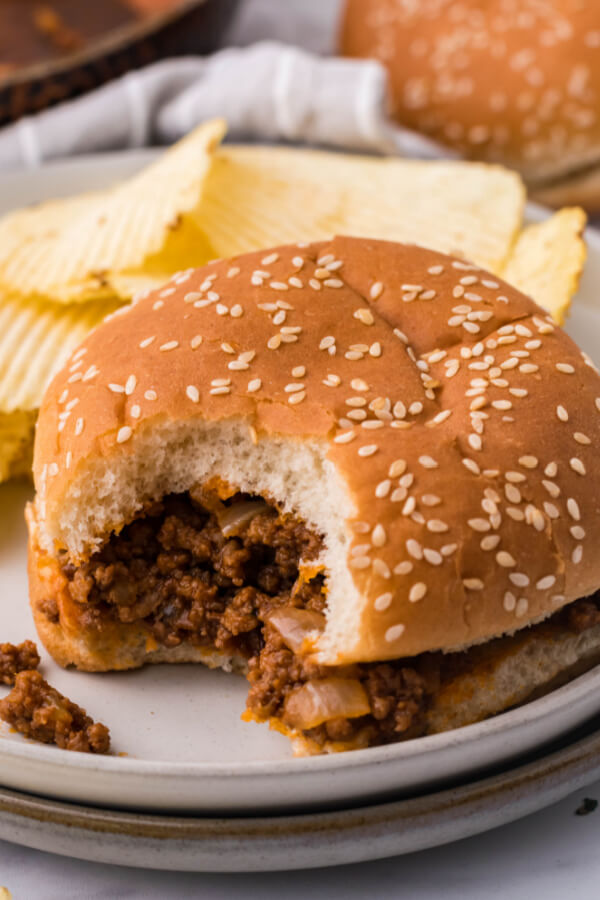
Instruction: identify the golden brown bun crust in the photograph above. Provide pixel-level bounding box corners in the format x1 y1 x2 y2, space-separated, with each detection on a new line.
32 237 600 662
340 0 600 190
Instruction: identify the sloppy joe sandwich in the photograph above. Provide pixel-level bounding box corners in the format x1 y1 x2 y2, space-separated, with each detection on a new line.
27 237 600 754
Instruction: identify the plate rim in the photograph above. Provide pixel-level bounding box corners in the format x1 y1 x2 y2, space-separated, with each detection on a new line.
0 717 599 873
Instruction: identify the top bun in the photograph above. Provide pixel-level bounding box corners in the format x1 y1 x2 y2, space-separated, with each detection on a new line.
32 237 600 665
340 1 600 202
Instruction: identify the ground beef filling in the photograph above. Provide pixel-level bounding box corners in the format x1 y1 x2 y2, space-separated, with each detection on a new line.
0 640 40 686
55 489 600 749
0 670 110 753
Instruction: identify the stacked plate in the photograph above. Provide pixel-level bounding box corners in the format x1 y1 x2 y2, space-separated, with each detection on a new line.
1 156 600 871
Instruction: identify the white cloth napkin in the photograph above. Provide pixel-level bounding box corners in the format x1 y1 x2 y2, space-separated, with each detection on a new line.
0 41 449 170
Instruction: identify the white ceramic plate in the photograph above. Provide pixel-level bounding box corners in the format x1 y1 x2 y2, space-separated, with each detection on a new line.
1 718 600 871
1 153 600 815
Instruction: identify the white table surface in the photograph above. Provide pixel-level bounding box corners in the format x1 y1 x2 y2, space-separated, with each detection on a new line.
2 1 600 895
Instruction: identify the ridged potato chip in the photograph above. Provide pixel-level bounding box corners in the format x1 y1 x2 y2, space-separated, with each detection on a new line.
0 293 120 412
0 292 120 482
195 146 526 275
501 207 587 325
0 119 225 304
0 410 36 481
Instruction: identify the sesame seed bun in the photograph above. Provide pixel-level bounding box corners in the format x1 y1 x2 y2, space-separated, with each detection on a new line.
340 1 600 210
30 237 600 671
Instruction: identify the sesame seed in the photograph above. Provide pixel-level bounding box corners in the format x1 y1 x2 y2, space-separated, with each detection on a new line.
509 572 530 587
388 459 407 478
288 391 306 405
125 375 137 396
144 390 157 401
73 417 84 436
419 455 438 468
496 551 516 568
409 402 423 415
370 281 383 300
463 578 484 591
230 304 243 318
516 598 529 618
374 593 393 611
48 462 59 477
350 556 371 570
556 363 575 374
406 539 423 560
292 256 304 268
332 429 356 445
372 559 391 579
544 502 559 519
572 545 583 564
116 426 132 444
319 336 335 350
372 524 387 547
292 366 306 378
267 335 282 350
152 300 164 311
423 548 443 566
481 535 501 551
210 387 231 396
354 308 375 326
571 525 586 540
421 494 441 506
139 336 155 348
409 583 427 603
402 497 416 516
468 518 491 532
159 341 178 352
427 519 449 533
323 374 341 387
574 432 591 445
285 383 305 394
385 624 405 643
519 455 538 469
216 304 229 316
227 266 240 279
570 457 586 475
567 498 581 520
345 351 363 361
358 444 378 457
186 385 200 403
468 434 482 451
504 592 516 612
130 405 141 419
108 383 125 394
261 252 279 265
462 458 481 475
505 484 521 504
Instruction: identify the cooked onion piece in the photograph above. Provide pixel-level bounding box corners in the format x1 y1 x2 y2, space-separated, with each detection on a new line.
218 500 270 536
284 678 371 730
268 607 326 655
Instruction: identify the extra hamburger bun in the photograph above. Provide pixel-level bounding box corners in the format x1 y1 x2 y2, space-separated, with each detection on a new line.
339 1 600 211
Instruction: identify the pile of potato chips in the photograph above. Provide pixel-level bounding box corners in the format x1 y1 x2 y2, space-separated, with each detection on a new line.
0 117 587 483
